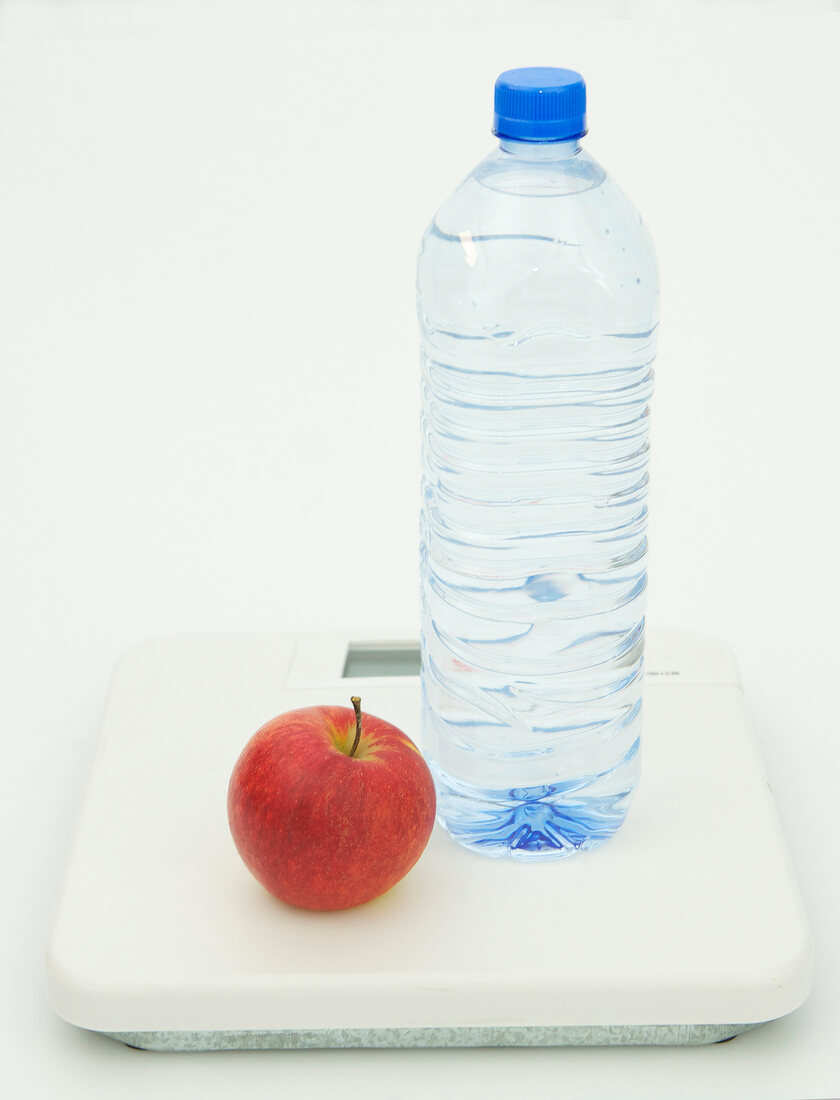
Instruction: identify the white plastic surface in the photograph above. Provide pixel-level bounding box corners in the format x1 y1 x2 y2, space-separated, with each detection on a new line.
46 629 812 1035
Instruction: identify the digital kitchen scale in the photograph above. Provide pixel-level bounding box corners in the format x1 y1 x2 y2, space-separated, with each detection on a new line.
46 629 812 1050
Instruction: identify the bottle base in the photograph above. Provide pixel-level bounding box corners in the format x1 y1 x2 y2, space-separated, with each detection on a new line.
431 766 635 861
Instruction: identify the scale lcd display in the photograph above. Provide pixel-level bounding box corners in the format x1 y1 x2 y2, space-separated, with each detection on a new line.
342 645 421 679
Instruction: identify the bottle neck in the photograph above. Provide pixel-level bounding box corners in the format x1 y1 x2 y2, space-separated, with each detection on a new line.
498 137 582 160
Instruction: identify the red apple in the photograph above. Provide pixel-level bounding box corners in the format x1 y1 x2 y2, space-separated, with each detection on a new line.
227 697 436 911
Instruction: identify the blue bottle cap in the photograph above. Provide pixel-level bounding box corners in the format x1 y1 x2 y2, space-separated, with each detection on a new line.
493 67 587 142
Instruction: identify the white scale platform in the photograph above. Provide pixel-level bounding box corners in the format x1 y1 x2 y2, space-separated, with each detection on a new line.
46 629 813 1050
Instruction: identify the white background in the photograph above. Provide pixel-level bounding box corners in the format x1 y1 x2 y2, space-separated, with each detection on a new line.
1 2 838 1097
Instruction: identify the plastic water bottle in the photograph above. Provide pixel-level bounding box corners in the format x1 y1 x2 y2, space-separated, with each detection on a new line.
417 67 659 860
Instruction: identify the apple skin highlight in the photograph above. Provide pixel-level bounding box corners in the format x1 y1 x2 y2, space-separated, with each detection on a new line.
227 704 437 911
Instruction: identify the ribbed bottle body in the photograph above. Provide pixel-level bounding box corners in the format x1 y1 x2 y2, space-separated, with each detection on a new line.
418 142 658 858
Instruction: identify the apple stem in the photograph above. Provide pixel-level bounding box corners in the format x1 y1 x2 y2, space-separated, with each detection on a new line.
349 696 363 757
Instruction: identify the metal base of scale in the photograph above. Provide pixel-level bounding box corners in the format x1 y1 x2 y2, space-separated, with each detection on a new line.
46 629 812 1051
